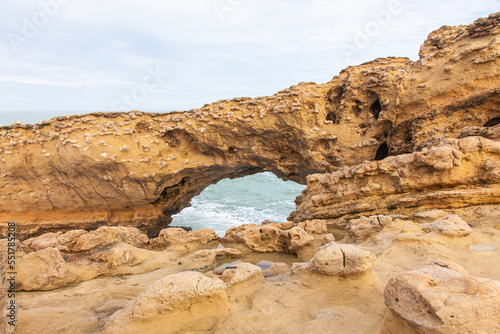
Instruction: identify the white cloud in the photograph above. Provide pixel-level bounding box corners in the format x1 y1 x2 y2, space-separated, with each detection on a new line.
0 0 498 123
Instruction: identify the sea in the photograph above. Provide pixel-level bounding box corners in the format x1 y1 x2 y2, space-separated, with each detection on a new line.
0 111 306 236
171 172 305 236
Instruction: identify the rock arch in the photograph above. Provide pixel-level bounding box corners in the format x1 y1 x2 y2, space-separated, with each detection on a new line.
1 24 499 239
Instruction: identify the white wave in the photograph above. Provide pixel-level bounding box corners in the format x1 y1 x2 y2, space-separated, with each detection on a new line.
171 173 305 236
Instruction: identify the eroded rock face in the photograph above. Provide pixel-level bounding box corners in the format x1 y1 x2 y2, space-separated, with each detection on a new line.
103 271 230 334
222 223 314 253
291 137 500 224
384 262 500 334
292 242 376 276
1 14 499 239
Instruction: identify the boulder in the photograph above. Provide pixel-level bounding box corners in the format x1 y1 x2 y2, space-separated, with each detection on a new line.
297 220 328 234
21 232 66 252
293 242 376 276
346 215 393 242
88 244 148 269
66 226 149 252
180 248 242 270
207 263 264 287
262 262 291 278
57 230 88 247
288 226 315 251
223 224 288 252
17 247 79 291
321 234 335 245
103 271 229 334
149 228 219 248
412 210 449 223
384 262 500 334
421 214 472 237
222 224 313 253
260 220 295 230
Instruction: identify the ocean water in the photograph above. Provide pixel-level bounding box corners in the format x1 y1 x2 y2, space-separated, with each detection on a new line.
0 111 85 126
171 172 305 236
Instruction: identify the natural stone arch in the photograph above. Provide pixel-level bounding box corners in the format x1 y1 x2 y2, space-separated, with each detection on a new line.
1 44 498 239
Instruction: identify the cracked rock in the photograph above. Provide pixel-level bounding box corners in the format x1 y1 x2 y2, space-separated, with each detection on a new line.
292 242 376 276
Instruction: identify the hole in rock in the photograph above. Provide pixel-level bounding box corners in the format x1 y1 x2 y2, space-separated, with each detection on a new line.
370 99 382 119
354 100 363 115
162 130 180 147
171 172 305 236
374 142 389 161
484 117 500 127
326 112 337 123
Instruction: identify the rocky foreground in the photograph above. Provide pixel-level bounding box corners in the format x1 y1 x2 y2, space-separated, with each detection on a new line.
1 12 500 334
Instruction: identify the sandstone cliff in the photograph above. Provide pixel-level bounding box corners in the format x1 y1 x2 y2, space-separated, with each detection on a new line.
1 13 499 241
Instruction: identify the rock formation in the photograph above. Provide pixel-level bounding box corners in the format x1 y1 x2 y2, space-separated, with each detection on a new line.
292 242 376 276
1 13 499 239
384 262 500 333
222 223 314 253
291 137 500 224
2 12 500 334
346 215 393 242
180 248 242 270
148 227 220 248
16 225 225 291
206 262 264 288
102 271 230 334
420 214 472 237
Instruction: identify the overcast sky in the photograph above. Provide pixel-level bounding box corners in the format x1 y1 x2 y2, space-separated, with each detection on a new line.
0 0 498 124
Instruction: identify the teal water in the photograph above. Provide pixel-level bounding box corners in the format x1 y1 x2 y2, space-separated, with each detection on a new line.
171 172 305 236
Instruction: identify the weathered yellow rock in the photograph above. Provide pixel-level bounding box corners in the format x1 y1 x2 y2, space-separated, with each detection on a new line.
102 271 230 334
17 247 79 291
292 242 376 276
3 12 500 334
208 262 264 288
148 227 219 249
291 137 500 224
421 214 472 237
180 248 242 270
346 215 393 242
66 226 149 251
384 262 500 334
1 14 499 239
222 223 314 253
262 262 291 278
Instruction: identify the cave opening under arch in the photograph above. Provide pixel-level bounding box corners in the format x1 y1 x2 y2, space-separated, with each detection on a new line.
170 172 305 236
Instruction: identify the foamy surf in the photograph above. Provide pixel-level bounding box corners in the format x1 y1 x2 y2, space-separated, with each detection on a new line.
171 172 305 236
